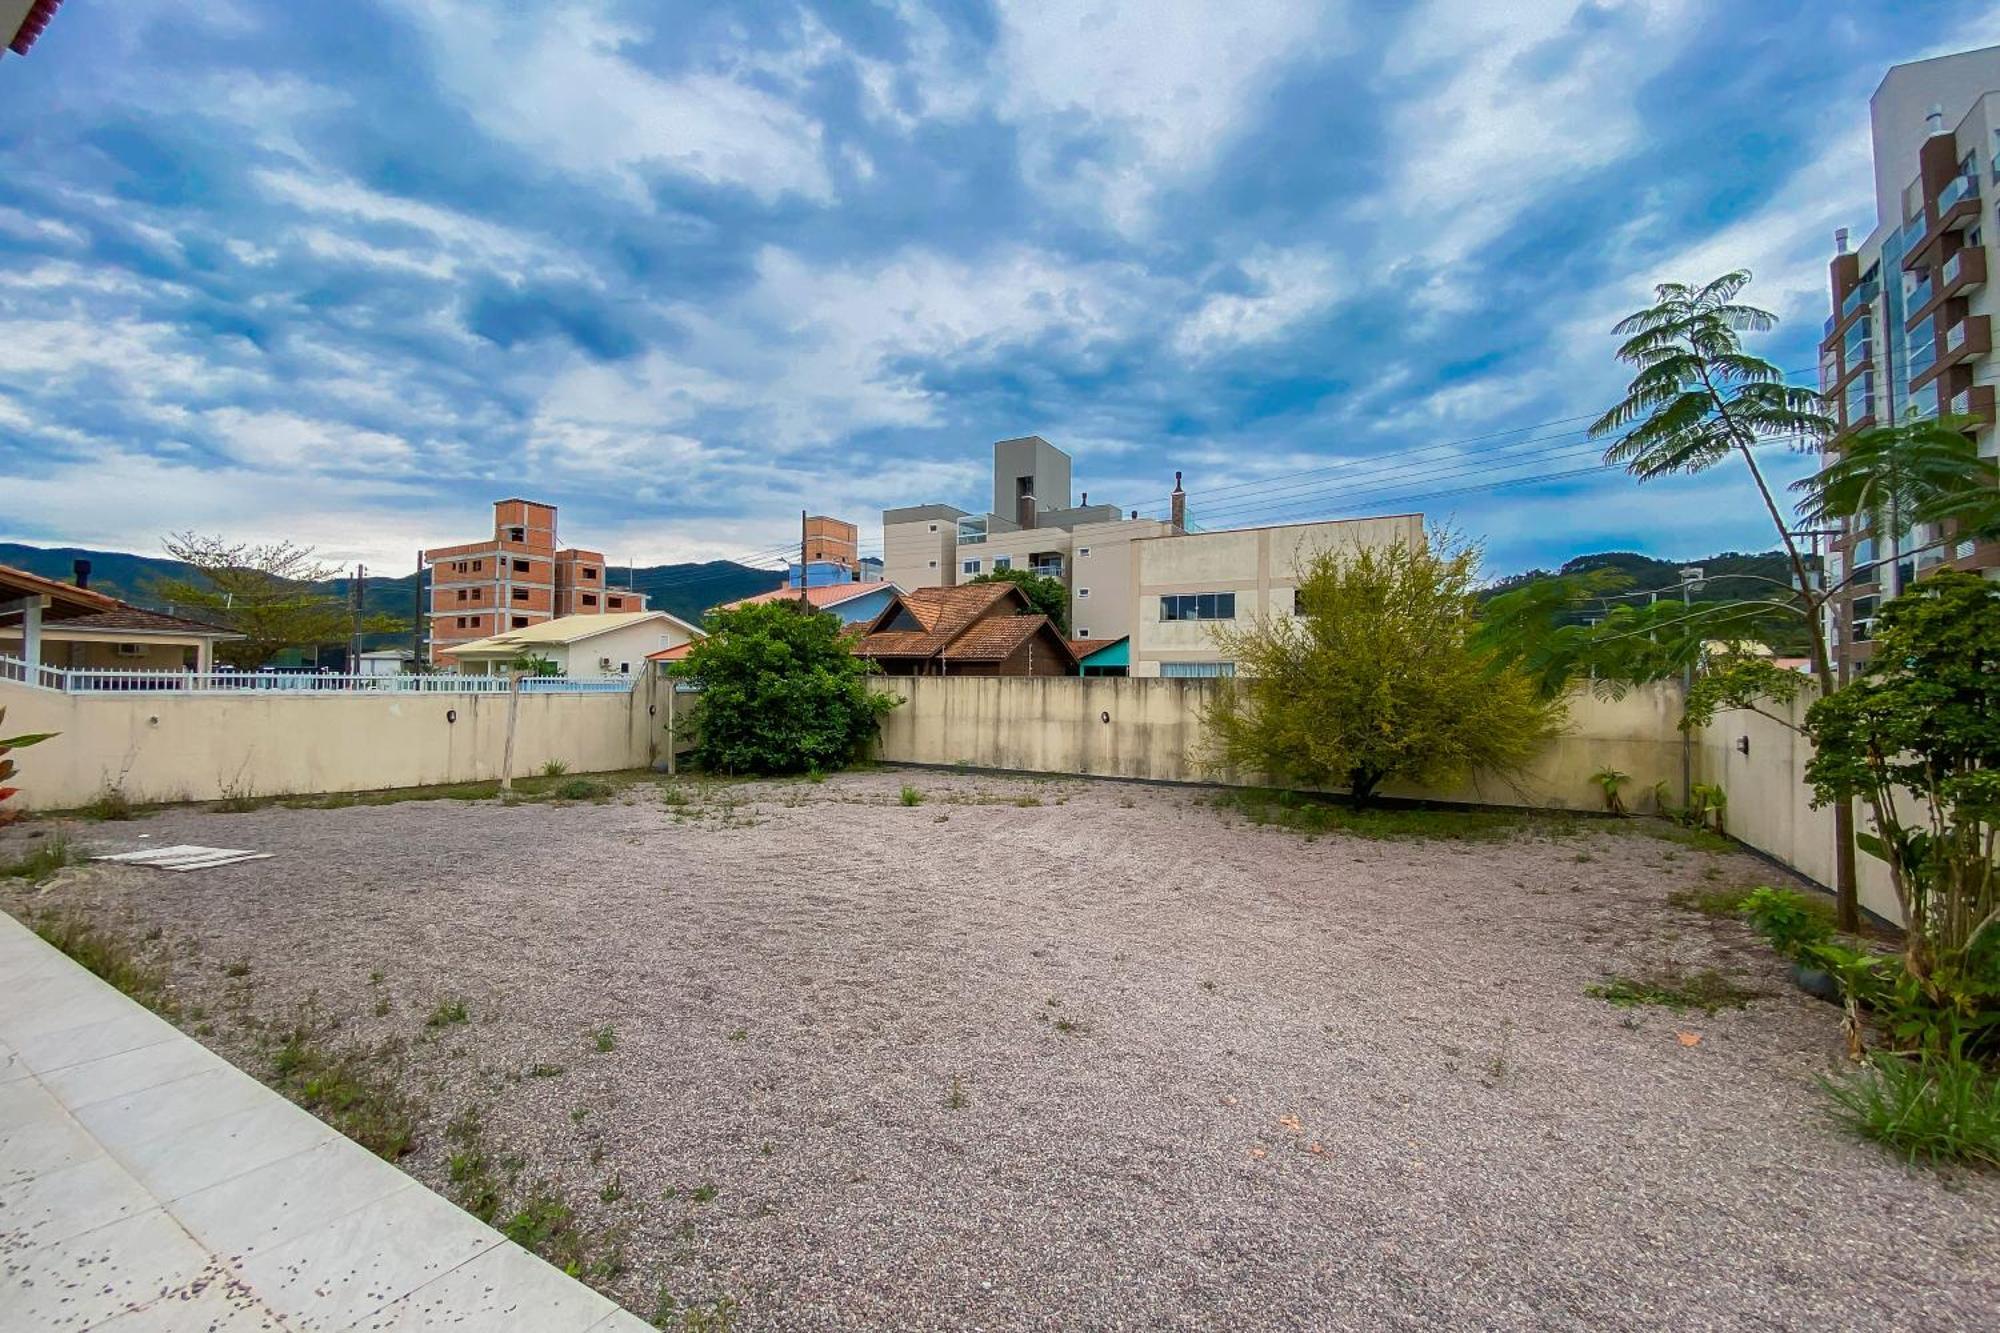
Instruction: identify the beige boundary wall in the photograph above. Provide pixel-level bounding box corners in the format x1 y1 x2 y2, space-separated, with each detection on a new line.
1 679 657 810
868 675 1903 924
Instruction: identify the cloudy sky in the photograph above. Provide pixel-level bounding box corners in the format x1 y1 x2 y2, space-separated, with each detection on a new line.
4 1 1997 578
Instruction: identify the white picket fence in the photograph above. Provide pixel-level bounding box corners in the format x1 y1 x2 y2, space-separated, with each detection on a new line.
0 656 634 696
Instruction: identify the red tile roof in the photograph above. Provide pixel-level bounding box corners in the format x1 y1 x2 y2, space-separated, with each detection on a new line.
45 607 239 638
942 614 1050 661
645 642 695 662
721 582 892 612
853 583 1078 670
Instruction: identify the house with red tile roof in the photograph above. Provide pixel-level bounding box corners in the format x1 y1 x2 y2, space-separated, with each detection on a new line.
854 583 1079 676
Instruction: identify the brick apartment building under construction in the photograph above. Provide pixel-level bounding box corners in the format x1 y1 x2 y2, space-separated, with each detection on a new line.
421 500 647 664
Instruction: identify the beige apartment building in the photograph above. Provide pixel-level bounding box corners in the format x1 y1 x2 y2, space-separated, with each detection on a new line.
1820 44 2000 672
1129 514 1425 676
881 436 1421 666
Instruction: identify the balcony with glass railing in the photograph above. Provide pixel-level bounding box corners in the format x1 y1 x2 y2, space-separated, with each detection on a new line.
1906 330 1938 384
1942 245 1986 296
1905 274 1934 322
1939 171 1980 216
955 517 987 546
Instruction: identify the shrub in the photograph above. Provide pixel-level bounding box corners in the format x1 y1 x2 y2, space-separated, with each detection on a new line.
80 787 135 821
1590 768 1630 815
1739 886 1834 960
1823 1045 2000 1168
672 601 899 776
1204 534 1565 808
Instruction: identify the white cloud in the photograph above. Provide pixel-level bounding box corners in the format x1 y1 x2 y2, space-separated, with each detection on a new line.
991 0 1341 230
1175 247 1344 357
398 1 834 205
203 408 416 473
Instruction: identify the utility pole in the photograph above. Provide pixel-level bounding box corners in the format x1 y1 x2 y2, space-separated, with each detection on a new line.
412 548 425 674
1678 565 1705 805
799 508 811 607
348 563 366 673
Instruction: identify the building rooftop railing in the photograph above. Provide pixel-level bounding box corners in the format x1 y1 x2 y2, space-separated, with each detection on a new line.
0 658 637 696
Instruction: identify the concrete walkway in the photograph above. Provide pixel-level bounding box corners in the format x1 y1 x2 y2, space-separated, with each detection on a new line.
0 911 652 1331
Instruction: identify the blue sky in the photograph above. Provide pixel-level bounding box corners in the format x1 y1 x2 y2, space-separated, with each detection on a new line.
4 1 1998 578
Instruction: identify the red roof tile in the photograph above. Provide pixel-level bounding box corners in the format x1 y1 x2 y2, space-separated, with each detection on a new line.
721 582 893 612
45 607 239 638
941 614 1050 661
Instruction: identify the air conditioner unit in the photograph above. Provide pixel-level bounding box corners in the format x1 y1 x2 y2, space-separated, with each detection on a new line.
598 656 612 670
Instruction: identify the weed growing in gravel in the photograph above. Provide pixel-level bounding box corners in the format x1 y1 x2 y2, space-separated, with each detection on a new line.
31 912 174 1014
1 832 76 884
1013 795 1042 807
269 1019 420 1160
427 998 470 1028
652 1291 741 1331
373 995 391 1017
529 1062 566 1078
728 1027 748 1041
210 785 269 813
1212 788 1571 842
592 1026 616 1053
78 787 136 821
571 1106 591 1124
1588 967 1759 1013
600 1172 625 1204
548 776 614 802
690 1182 719 1204
222 959 252 978
445 1104 630 1281
946 1074 967 1109
899 784 924 806
1823 1048 2000 1168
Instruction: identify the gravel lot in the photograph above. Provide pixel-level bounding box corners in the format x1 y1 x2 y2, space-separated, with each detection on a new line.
5 769 1996 1331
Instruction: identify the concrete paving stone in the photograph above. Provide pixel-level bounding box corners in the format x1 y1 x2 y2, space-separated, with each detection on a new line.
14 1007 187 1078
171 1137 418 1261
583 1309 659 1333
0 1080 100 1186
0 1205 211 1330
73 1066 276 1163
226 1189 502 1332
114 1097 336 1205
0 970 136 1045
0 1151 156 1253
90 1267 296 1332
43 1033 231 1111
0 1036 26 1085
347 1239 627 1332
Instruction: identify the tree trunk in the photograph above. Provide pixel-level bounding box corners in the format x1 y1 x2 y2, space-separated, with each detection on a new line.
1348 768 1381 810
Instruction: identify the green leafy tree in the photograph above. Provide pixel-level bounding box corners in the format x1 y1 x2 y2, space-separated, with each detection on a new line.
151 533 403 669
1204 536 1565 808
969 567 1068 633
671 600 898 775
1804 573 2000 997
1794 415 2000 550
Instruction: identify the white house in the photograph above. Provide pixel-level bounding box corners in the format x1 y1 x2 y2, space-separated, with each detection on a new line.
438 610 700 677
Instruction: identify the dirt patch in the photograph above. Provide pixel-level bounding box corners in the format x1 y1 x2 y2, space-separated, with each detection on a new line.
5 770 1994 1330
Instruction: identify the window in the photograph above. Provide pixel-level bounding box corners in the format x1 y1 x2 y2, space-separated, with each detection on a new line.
511 615 529 629
472 560 483 571
508 526 525 542
928 523 939 532
582 594 598 607
608 597 624 609
455 616 467 628
994 556 1012 571
1160 592 1236 621
456 588 468 602
1160 661 1236 678
1077 587 1090 598
1851 595 1877 644
512 588 529 601
963 559 982 574
583 567 598 579
928 560 938 568
1077 546 1091 558
513 559 530 573
1077 628 1090 638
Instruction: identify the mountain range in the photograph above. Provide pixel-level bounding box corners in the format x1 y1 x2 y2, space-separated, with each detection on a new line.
0 542 785 633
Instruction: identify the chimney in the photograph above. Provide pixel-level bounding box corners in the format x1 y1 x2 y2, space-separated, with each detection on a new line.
1130 509 1138 520
1016 489 1037 530
1080 491 1087 506
72 558 91 590
1170 471 1186 532
1927 104 1945 136
1834 227 1849 255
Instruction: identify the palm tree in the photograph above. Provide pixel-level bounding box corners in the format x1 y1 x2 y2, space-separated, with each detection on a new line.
1793 415 2000 560
1587 271 1859 925
1589 271 1834 639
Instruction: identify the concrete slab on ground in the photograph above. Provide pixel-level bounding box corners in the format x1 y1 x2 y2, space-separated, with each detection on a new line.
0 910 650 1331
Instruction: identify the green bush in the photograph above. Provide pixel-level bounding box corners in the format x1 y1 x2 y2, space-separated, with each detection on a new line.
1739 886 1834 960
1823 1046 2000 1168
673 600 898 776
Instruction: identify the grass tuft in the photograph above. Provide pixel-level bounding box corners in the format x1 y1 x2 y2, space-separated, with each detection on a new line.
78 788 136 821
31 912 174 1013
1588 966 1759 1013
1824 1049 2000 1168
899 785 924 807
1 832 77 884
426 997 470 1029
269 1021 421 1160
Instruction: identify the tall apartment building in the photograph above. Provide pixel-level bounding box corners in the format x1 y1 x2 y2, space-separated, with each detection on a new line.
881 436 1180 643
421 499 647 664
1821 45 2000 671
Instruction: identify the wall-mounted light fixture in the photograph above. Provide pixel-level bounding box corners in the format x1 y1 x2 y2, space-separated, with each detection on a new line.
446 708 458 724
1736 735 1750 756
1100 711 1111 724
